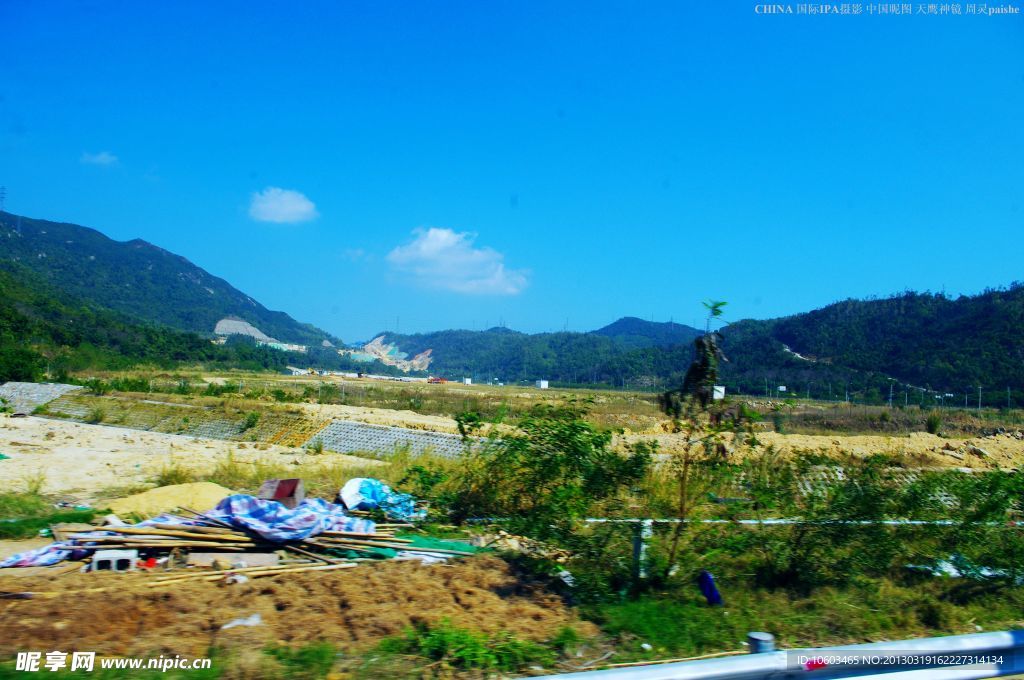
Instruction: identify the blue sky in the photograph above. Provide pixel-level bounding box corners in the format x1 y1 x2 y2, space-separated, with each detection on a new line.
2 1 1022 341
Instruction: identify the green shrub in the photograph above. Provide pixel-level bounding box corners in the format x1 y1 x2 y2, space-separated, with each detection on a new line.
926 412 942 435
379 621 552 671
109 376 151 392
264 643 337 679
0 509 96 539
83 378 110 396
86 407 106 424
448 403 651 540
240 411 260 432
0 491 49 519
155 461 196 486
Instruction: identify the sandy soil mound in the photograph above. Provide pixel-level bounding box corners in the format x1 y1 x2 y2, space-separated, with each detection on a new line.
0 415 379 500
0 556 588 657
104 482 235 517
621 430 1024 468
297 402 461 433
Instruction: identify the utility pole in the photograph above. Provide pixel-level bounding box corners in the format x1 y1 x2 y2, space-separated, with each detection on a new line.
888 382 894 408
0 186 6 212
1009 387 1012 409
978 385 982 410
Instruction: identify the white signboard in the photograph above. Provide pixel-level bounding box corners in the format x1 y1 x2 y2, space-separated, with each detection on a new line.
778 386 787 392
712 385 726 400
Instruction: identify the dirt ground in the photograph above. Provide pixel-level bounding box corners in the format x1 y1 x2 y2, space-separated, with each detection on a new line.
297 401 463 434
0 555 590 657
621 430 1024 468
0 415 378 502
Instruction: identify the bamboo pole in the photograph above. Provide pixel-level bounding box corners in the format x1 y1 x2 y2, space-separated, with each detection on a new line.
72 527 252 542
150 561 320 583
151 523 236 535
147 562 356 586
316 538 473 555
282 544 337 564
320 531 410 542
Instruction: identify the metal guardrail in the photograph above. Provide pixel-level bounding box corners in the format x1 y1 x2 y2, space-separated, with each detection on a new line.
543 630 1024 679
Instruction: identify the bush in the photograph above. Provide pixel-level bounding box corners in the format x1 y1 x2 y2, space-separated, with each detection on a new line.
83 378 110 396
240 411 260 432
379 621 552 671
448 403 652 540
155 461 196 486
722 453 1024 590
0 491 49 518
85 407 106 424
109 376 151 392
926 412 942 435
265 643 337 679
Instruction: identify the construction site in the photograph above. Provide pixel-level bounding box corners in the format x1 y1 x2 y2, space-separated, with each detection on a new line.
3 373 1024 677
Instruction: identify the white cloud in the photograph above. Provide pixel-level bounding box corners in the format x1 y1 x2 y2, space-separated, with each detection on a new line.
248 187 319 223
387 227 528 295
80 151 118 166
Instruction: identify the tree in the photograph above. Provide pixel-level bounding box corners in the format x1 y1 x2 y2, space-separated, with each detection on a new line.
657 300 759 572
450 401 652 541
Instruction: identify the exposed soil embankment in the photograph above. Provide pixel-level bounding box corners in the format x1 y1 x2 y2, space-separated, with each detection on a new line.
0 556 589 657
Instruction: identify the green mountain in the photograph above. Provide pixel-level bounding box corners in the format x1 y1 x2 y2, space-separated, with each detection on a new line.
375 287 1024 406
0 261 289 382
720 287 1024 402
0 211 335 346
3 210 1021 406
592 317 703 349
371 321 701 386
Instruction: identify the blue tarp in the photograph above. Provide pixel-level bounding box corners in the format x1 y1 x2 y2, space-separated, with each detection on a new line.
339 478 425 521
0 494 377 568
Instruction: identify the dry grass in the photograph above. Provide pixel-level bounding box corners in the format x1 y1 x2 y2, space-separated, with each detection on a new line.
145 447 425 499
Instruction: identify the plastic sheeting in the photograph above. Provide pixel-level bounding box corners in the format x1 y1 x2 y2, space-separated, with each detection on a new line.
0 494 376 568
339 478 425 521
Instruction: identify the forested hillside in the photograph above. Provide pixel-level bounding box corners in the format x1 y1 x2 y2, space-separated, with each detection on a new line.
3 209 1021 404
591 317 702 349
0 261 290 382
376 325 688 386
381 287 1024 405
0 211 335 345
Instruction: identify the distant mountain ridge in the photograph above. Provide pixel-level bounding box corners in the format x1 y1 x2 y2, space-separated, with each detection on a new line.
373 319 703 384
373 287 1024 405
3 210 1023 404
0 260 288 382
592 317 703 349
720 286 1024 397
0 211 335 346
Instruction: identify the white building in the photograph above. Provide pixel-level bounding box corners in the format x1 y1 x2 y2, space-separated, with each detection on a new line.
463 378 472 385
536 380 549 389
